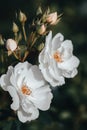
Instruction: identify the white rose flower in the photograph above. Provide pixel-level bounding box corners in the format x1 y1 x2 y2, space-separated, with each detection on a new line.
0 62 53 122
39 31 80 87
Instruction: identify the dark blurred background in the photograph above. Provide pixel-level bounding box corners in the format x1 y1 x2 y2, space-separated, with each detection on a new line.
0 0 87 130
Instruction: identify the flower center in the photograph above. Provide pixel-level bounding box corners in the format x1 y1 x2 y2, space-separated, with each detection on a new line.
21 85 32 95
53 51 62 62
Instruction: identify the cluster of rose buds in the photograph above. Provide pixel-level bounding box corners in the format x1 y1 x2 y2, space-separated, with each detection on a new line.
0 7 80 123
0 8 61 62
32 7 61 35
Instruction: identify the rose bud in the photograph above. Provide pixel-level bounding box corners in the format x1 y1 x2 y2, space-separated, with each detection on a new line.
37 24 46 35
19 10 27 23
6 39 17 52
12 22 19 33
46 12 58 25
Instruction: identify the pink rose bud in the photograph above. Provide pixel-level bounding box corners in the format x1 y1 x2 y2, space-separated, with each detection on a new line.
37 24 46 35
6 39 17 51
46 12 58 25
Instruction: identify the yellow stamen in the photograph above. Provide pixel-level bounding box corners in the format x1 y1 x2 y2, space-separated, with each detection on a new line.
21 85 32 95
53 51 62 62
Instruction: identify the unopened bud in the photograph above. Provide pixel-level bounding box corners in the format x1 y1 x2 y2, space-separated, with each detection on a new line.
46 12 58 25
38 43 44 51
6 39 17 52
0 35 4 45
19 11 27 23
37 24 46 35
36 6 42 15
12 22 19 33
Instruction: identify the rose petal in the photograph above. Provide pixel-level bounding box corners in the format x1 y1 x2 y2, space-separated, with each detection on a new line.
45 31 52 53
7 86 19 110
61 40 73 60
62 68 78 78
29 85 53 110
0 66 13 90
58 56 80 71
17 106 39 122
24 65 46 89
52 33 64 51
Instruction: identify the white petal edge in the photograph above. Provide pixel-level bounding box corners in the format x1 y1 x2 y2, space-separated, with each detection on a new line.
17 107 39 123
61 40 73 51
0 66 13 91
58 56 80 71
63 68 78 78
52 33 64 51
7 86 19 111
45 31 52 53
0 74 7 91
